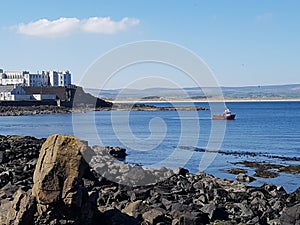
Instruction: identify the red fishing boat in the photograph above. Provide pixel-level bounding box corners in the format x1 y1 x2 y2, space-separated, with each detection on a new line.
212 114 236 120
212 109 236 120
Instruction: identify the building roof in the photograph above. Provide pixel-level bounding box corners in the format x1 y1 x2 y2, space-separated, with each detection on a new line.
0 85 17 92
23 86 74 101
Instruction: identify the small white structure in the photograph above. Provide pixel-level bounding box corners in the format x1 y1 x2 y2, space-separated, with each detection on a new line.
31 94 56 101
0 85 29 101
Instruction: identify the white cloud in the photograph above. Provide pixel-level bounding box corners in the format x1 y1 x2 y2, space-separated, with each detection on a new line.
81 17 140 34
15 17 140 37
17 18 80 37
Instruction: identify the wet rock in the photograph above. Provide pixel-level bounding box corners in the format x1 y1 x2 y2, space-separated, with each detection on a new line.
254 169 279 178
236 173 256 183
227 168 247 175
278 165 300 174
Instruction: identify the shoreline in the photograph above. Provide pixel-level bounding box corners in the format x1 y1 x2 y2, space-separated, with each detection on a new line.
0 134 299 190
0 104 208 116
0 98 299 116
111 98 300 103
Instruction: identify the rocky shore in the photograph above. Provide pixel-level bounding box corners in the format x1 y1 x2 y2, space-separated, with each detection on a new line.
0 106 73 116
0 135 299 225
0 103 207 116
112 103 208 111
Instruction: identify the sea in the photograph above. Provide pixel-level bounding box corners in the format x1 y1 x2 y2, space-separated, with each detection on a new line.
1 101 300 192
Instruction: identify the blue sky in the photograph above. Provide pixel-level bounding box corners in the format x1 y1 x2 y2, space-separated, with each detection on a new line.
0 0 299 88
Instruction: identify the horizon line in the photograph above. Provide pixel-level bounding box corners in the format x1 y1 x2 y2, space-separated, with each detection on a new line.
83 83 300 91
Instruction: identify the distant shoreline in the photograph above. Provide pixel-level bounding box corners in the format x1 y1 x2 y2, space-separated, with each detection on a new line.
111 98 300 103
1 98 299 116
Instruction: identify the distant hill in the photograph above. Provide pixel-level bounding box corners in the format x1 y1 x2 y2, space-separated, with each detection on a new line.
84 84 300 101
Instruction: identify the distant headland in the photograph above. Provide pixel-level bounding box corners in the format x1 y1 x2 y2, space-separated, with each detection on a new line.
0 68 112 114
87 84 300 102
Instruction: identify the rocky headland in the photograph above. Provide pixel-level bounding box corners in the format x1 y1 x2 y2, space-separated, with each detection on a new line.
0 134 299 225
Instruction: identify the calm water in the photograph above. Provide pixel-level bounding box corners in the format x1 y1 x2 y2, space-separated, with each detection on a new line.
1 101 299 192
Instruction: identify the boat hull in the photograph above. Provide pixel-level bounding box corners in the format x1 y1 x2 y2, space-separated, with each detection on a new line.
212 114 236 120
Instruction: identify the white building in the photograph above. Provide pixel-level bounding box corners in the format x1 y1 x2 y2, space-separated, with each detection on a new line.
24 71 49 87
49 70 71 86
0 85 30 101
0 69 71 87
0 71 28 86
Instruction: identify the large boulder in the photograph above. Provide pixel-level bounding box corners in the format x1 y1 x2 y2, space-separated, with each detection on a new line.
32 134 90 210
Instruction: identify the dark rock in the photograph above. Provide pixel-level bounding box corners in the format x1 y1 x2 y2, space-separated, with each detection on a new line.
161 198 173 210
235 203 255 221
201 203 228 221
103 208 139 225
171 211 209 225
227 168 247 175
1 134 299 225
192 180 205 190
247 216 260 224
236 173 256 182
287 187 300 206
142 208 165 224
171 203 193 212
280 203 300 225
174 167 189 176
122 200 150 220
109 147 127 159
254 169 279 178
0 171 13 188
80 191 102 225
129 188 151 201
